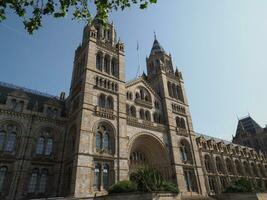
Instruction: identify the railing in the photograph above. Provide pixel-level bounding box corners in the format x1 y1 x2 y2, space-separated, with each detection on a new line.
126 116 167 132
134 99 153 109
176 127 188 136
95 106 115 120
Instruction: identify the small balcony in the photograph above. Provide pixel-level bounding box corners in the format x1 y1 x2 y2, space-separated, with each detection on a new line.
134 98 153 109
95 106 115 120
176 127 188 136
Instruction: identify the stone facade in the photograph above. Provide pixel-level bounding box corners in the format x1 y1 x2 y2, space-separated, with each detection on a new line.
0 18 266 200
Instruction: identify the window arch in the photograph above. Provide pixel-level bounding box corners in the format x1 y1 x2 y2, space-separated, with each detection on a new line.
103 164 109 190
204 155 214 173
106 96 114 110
104 55 110 74
130 106 136 118
0 166 7 192
180 140 192 163
139 109 145 119
226 158 234 175
215 157 224 173
244 161 251 176
98 94 106 108
28 169 39 193
45 138 53 156
176 117 187 129
111 58 118 77
38 169 48 193
251 163 258 177
94 163 101 190
95 123 115 154
35 130 54 156
172 83 177 98
0 123 19 153
167 82 173 97
96 52 103 71
235 160 243 176
36 137 45 155
145 110 151 121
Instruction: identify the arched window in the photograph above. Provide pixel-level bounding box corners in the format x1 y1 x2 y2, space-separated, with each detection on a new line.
94 163 101 190
104 55 110 74
215 157 223 173
96 53 102 71
103 132 109 151
15 101 24 112
180 118 186 129
135 92 140 99
176 85 184 102
38 169 48 193
95 124 114 154
99 94 106 108
45 138 53 156
251 163 258 177
235 160 243 176
139 109 145 119
130 106 136 117
96 131 102 150
180 140 192 163
140 89 144 100
5 132 16 152
168 82 173 97
111 59 117 77
172 84 177 99
0 166 7 192
106 96 114 110
0 131 5 150
204 155 213 173
36 137 45 155
28 169 38 193
244 161 251 176
226 158 234 175
176 117 181 127
145 110 151 121
103 164 109 190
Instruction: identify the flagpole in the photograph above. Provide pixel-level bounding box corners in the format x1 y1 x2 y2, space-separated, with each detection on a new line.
136 41 141 78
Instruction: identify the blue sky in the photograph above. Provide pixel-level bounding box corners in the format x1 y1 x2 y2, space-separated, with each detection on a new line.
0 0 267 141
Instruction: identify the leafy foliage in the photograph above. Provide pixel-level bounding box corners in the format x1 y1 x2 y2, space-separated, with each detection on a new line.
0 0 157 34
223 178 263 193
130 166 179 193
108 180 137 194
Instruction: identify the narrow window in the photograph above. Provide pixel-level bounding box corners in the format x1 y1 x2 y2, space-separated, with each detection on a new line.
38 169 48 193
94 163 101 190
103 132 109 151
28 169 38 193
103 164 109 190
96 132 102 150
0 167 7 192
36 137 45 155
4 132 16 152
45 138 53 156
0 131 5 151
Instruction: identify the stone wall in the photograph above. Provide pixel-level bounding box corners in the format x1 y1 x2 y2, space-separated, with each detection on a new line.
215 193 267 200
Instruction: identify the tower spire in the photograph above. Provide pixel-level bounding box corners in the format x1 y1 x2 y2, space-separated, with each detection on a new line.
154 31 157 40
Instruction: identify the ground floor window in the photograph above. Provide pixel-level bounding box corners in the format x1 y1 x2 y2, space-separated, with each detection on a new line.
183 169 198 192
219 176 227 190
93 161 113 191
208 176 216 193
28 168 49 195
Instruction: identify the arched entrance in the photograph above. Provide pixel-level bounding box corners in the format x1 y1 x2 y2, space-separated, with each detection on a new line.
129 133 172 180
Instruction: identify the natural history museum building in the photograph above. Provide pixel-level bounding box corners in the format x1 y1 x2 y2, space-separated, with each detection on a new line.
0 18 267 200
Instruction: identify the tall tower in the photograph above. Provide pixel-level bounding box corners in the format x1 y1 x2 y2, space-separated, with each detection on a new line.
64 18 127 198
146 37 207 196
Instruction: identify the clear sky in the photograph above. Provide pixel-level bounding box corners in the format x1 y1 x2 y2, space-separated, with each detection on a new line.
0 0 267 141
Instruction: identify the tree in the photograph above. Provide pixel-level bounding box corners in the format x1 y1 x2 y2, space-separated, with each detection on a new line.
0 0 157 34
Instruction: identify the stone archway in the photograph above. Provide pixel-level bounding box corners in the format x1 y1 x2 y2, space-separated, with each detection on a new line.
129 133 172 180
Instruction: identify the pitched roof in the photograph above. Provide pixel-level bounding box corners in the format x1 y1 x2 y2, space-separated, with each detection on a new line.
0 81 64 112
150 39 166 55
236 116 262 135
